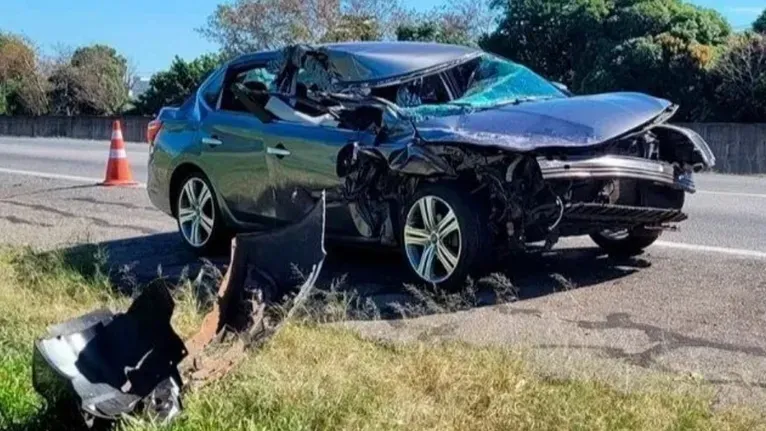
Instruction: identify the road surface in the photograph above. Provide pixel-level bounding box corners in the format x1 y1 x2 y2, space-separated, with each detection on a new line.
2 136 766 406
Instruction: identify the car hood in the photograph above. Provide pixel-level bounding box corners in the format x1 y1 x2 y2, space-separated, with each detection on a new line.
414 92 674 152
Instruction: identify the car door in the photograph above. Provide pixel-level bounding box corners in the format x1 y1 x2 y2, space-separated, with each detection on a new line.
261 120 360 234
197 60 277 226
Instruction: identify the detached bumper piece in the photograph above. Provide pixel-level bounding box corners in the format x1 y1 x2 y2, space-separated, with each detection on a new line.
562 202 687 225
32 285 187 427
184 192 327 382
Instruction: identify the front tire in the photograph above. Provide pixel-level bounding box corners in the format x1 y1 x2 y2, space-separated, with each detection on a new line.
590 227 661 257
175 173 226 254
400 183 490 290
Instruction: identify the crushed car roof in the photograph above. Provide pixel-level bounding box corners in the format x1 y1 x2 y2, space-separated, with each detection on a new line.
233 42 481 88
317 42 480 85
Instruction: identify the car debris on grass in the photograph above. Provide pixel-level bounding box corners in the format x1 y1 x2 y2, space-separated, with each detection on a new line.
30 193 327 427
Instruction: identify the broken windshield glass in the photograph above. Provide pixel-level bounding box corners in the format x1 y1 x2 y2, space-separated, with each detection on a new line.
402 54 566 121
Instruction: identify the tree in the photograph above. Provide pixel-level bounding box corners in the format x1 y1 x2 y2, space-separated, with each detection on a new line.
323 14 380 42
0 33 49 115
480 0 610 86
132 54 224 115
480 0 731 120
583 34 718 120
199 0 406 55
71 45 129 114
710 33 766 122
397 0 493 46
48 44 130 115
755 9 766 34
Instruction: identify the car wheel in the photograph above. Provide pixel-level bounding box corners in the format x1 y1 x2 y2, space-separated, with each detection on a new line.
589 227 661 257
400 183 490 290
175 173 225 254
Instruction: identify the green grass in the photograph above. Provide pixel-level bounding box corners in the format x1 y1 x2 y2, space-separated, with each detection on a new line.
0 245 764 430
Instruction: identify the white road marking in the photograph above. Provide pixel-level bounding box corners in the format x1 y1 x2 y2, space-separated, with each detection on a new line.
655 241 766 259
0 167 146 187
697 190 766 199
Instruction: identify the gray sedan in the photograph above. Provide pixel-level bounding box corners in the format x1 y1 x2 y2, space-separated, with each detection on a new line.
147 42 714 289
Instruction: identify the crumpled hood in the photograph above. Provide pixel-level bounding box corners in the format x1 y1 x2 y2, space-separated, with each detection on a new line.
414 92 673 152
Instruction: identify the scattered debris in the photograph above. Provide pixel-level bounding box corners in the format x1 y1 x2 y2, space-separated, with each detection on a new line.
32 192 328 426
184 191 327 386
32 284 187 428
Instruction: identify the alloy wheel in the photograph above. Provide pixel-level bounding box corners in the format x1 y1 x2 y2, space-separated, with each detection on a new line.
177 177 215 248
404 195 462 283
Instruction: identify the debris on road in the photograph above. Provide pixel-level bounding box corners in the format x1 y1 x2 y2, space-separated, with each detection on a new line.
31 192 327 426
32 284 187 427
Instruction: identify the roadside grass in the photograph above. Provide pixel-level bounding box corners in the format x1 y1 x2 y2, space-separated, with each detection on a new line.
0 245 204 429
0 246 764 430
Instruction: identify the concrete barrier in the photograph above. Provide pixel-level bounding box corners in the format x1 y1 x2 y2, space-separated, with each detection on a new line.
0 116 765 174
0 115 151 143
676 123 766 175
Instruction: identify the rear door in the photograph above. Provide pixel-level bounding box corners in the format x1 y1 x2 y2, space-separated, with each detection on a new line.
197 58 277 225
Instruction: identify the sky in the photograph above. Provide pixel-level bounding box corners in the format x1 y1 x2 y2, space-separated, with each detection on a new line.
0 0 763 77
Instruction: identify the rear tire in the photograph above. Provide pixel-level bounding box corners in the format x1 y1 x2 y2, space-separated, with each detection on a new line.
400 183 490 290
590 227 661 257
174 172 228 255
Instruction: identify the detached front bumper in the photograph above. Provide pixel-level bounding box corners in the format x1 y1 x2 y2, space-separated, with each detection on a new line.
537 155 696 193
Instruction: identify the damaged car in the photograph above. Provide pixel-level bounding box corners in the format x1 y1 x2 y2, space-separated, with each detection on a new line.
147 42 715 288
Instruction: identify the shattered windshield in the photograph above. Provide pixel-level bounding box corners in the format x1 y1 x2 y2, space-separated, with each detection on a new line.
401 54 566 120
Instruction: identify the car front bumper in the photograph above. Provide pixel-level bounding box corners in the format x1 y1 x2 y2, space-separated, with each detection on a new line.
537 155 696 193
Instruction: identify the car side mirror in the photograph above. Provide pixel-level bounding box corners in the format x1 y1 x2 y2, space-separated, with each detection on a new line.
552 81 573 96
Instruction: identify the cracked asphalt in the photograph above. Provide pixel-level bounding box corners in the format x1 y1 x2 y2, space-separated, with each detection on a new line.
2 136 766 407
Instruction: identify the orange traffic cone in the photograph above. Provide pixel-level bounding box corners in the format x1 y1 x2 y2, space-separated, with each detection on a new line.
102 120 138 186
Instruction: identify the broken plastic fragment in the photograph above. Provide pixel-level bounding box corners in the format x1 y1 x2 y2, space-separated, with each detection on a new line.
32 284 187 427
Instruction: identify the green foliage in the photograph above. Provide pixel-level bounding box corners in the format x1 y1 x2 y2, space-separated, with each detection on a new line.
755 9 766 34
710 33 766 122
0 32 49 115
481 0 611 85
199 0 402 56
131 54 224 116
397 20 473 46
48 44 130 115
481 0 732 120
396 0 493 47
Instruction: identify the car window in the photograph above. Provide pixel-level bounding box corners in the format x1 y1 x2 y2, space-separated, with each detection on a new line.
200 69 224 108
294 54 336 90
420 73 451 104
394 73 452 107
220 65 275 113
239 68 276 89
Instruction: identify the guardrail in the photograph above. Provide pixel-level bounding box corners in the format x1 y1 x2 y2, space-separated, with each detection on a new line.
0 116 764 174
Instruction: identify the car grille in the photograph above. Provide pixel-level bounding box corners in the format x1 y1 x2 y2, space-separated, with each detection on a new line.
562 202 688 225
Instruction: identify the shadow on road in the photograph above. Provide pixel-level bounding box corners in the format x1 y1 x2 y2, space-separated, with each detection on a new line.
52 232 651 321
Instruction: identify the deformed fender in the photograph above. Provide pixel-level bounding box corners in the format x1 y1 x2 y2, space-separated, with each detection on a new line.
386 143 456 176
651 124 716 171
336 141 456 179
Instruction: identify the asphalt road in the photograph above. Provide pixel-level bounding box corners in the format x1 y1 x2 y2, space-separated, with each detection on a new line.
2 136 766 407
0 137 149 184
